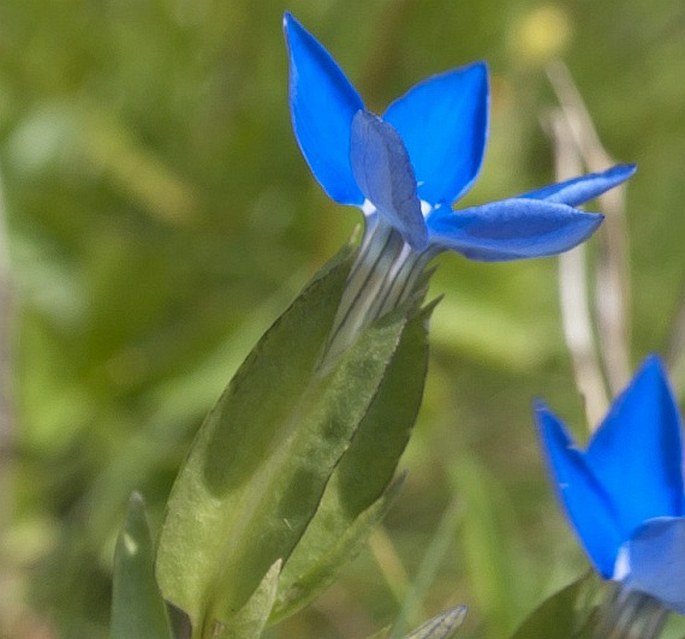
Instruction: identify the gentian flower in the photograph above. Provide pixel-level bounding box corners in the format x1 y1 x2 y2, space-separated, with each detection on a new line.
536 355 685 615
283 12 635 357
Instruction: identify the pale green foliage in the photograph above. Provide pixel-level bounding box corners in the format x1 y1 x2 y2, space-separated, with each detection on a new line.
214 560 282 639
403 606 467 639
111 493 173 639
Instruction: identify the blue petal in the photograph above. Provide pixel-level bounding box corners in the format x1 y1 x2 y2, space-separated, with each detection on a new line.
283 12 364 205
518 164 637 207
426 198 603 261
535 402 625 577
350 111 427 250
622 517 685 614
585 356 684 536
383 62 488 206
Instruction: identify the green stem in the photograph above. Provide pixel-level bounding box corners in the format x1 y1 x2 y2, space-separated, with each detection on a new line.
594 586 669 639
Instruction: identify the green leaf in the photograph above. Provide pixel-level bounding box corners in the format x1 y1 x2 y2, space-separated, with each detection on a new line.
272 476 405 622
156 249 422 635
509 573 601 639
402 606 467 639
155 252 351 630
272 302 431 620
111 492 173 639
212 559 282 639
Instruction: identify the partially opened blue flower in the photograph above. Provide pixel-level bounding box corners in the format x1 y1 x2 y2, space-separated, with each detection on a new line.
536 356 685 614
283 12 635 359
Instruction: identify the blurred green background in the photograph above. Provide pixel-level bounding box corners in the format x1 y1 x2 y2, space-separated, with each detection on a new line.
0 0 684 637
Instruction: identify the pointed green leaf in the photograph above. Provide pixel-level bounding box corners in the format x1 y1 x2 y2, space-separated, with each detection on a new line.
207 305 409 625
156 249 420 633
212 559 282 639
155 253 351 627
403 606 467 639
273 476 405 622
111 492 173 639
509 573 601 639
272 304 430 620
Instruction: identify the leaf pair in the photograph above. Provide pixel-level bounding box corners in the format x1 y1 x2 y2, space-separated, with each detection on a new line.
148 248 430 637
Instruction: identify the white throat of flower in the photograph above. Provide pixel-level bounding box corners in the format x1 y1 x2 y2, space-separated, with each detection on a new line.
613 544 631 582
321 209 436 366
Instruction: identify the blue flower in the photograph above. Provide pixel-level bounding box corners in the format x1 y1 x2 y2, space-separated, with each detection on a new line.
536 356 685 614
283 12 635 260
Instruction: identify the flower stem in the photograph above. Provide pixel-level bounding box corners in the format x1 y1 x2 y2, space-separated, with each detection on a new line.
594 587 669 639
